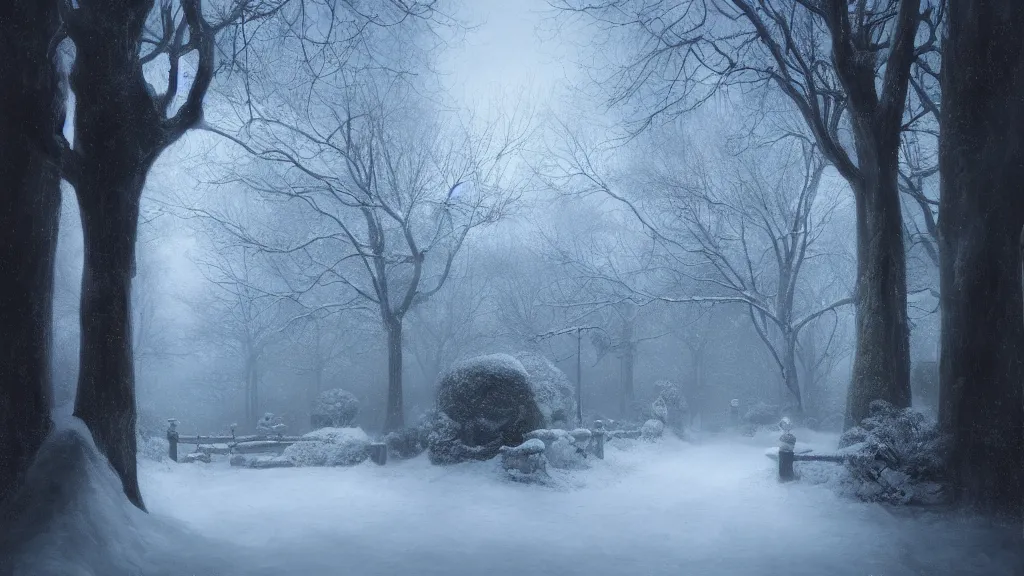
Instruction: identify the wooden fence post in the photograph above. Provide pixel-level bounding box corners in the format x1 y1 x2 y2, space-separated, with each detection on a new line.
167 419 179 463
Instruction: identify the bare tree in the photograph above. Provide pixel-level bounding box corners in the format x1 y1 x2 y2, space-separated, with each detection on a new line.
0 0 63 502
541 125 852 415
55 0 282 509
553 0 942 426
203 69 529 432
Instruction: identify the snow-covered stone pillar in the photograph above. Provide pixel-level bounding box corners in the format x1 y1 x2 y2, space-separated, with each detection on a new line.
167 419 179 462
591 420 606 459
778 417 796 482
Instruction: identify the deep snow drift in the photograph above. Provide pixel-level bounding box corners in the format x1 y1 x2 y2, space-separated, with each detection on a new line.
4 423 1022 576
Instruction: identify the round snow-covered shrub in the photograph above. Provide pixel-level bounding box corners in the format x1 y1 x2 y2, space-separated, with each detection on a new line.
283 427 370 467
435 354 544 451
641 419 665 441
311 388 360 429
743 401 780 426
515 350 576 428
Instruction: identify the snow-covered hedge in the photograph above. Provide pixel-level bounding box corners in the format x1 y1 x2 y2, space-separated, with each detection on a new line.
311 389 360 429
651 380 688 434
282 427 370 467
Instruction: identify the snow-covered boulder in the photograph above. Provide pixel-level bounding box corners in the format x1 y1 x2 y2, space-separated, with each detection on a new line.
515 350 576 428
311 388 360 429
256 413 287 436
434 354 544 455
500 439 548 478
641 419 665 441
524 428 588 469
282 427 370 467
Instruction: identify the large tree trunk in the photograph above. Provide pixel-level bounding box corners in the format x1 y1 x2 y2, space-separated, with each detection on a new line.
383 318 405 432
68 1 161 511
938 0 1024 511
73 175 145 511
844 134 912 428
0 0 63 503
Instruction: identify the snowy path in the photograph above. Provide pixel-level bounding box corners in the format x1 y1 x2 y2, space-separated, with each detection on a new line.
139 431 1023 576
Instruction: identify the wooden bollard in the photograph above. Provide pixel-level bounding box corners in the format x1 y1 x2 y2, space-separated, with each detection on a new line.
167 419 179 463
369 442 387 466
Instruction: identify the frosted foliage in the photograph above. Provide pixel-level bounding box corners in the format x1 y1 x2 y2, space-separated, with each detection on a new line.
282 427 370 467
137 435 169 462
641 419 665 441
515 350 576 427
434 353 545 461
311 389 359 429
828 400 950 505
652 380 687 433
743 402 780 426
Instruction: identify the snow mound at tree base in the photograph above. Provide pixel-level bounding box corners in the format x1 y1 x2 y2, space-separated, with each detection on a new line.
0 419 257 576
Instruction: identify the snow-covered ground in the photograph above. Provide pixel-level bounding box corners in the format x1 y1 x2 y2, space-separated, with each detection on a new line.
3 423 1022 576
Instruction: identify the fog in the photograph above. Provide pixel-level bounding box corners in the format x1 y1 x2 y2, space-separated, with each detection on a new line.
1 0 1020 575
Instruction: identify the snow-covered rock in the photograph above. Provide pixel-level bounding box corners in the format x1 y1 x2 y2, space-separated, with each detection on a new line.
311 388 360 429
515 350 576 428
282 427 370 467
500 439 548 478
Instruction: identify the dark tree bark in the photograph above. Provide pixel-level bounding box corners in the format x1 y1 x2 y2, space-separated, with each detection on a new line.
825 1 919 428
383 318 405 432
0 0 63 504
938 0 1024 512
843 137 912 426
65 0 215 510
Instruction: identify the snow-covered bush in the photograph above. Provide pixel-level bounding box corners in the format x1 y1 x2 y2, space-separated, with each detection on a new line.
641 419 665 441
435 354 544 450
311 388 359 429
743 401 780 427
515 350 576 428
282 427 370 467
256 413 287 436
822 400 950 505
137 435 169 462
651 380 688 433
425 411 502 465
384 427 425 460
